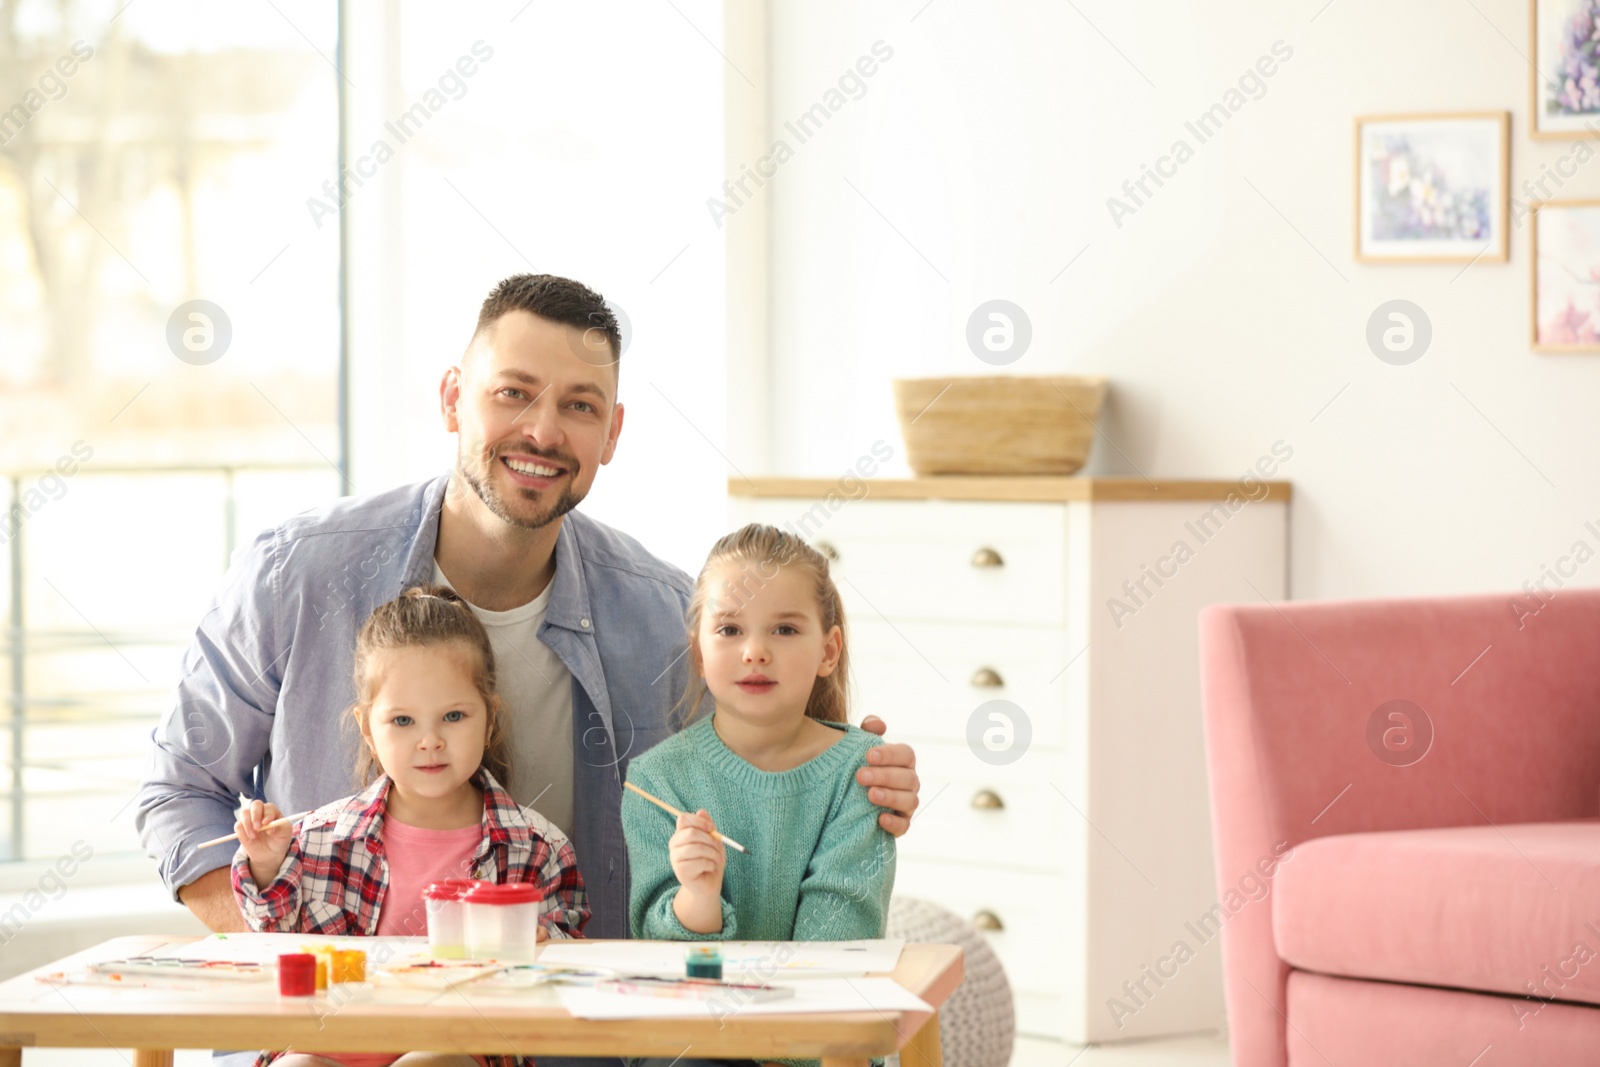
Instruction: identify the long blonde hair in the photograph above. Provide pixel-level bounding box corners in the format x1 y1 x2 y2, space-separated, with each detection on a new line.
348 585 511 788
672 523 850 728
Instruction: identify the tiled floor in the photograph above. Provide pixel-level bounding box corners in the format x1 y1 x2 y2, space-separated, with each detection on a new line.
19 1034 1233 1065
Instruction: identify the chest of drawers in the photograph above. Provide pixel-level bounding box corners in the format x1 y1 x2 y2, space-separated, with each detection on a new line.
729 475 1289 1042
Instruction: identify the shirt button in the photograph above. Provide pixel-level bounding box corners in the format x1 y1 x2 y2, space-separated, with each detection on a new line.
580 618 590 628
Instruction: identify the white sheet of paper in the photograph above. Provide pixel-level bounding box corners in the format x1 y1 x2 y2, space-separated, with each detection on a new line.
537 939 904 979
555 976 930 1019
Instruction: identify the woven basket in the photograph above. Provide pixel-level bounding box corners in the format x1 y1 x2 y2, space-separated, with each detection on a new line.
892 375 1108 476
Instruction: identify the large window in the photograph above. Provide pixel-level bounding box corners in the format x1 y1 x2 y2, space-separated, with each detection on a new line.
0 0 342 862
1 0 729 869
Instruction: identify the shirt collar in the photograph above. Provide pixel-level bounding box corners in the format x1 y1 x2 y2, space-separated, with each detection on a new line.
336 774 393 843
541 511 592 633
333 769 530 850
479 768 530 850
400 474 452 590
405 472 594 634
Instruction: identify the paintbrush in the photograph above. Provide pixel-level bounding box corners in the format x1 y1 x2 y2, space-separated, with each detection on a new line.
197 809 314 849
624 781 750 855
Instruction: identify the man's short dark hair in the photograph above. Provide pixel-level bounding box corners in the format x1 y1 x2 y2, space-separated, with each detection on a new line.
474 274 621 365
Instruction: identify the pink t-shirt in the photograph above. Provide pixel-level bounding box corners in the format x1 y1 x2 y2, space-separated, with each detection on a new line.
318 818 484 1067
376 816 483 936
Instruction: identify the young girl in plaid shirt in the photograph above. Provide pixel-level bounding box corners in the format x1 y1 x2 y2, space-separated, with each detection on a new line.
231 585 588 1067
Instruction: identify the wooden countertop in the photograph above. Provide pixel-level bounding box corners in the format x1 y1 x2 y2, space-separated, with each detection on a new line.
728 476 1292 503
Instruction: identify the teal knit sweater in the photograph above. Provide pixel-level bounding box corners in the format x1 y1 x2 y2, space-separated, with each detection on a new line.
623 716 896 946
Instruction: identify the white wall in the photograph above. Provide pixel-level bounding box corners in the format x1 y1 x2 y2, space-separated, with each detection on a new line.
757 0 1600 603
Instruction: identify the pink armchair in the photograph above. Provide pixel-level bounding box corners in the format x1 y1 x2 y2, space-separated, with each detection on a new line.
1200 588 1600 1066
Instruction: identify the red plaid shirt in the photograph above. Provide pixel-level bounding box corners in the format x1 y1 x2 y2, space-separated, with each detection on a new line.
232 770 587 1067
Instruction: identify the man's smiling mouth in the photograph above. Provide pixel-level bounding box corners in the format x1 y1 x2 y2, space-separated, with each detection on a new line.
500 453 569 481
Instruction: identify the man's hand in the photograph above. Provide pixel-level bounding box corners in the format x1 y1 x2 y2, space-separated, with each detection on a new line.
177 867 248 933
858 716 920 837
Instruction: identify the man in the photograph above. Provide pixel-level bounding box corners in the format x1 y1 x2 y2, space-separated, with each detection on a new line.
136 273 921 948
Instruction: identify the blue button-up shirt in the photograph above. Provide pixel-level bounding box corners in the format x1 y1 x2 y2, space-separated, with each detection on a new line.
135 473 700 940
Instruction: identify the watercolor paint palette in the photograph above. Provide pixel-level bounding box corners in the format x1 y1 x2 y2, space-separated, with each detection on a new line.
471 963 613 993
596 976 794 1002
370 959 615 993
370 959 507 990
88 957 272 982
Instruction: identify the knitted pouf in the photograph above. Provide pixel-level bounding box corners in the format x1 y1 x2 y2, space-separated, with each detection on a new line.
885 894 1015 1067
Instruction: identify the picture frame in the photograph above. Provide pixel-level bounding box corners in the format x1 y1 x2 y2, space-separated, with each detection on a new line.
1530 0 1600 140
1530 198 1600 352
1353 112 1510 264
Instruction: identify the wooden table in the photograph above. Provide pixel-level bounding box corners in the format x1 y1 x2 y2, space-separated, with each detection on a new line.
0 936 963 1066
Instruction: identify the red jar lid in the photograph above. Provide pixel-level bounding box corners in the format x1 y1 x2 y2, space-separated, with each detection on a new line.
423 879 477 901
461 881 544 904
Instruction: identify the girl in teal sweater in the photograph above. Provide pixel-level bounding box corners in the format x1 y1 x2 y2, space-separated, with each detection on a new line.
622 521 895 967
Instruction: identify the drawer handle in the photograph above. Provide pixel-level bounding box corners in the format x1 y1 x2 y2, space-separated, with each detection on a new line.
814 541 840 562
970 667 1003 688
972 909 1005 932
970 547 1004 568
970 789 1005 811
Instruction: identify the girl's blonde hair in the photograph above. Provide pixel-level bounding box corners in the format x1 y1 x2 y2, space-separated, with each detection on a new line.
349 584 511 788
672 523 850 728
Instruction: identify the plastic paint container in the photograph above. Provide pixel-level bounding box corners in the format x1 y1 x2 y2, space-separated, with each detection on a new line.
462 881 545 961
278 953 316 997
332 949 366 983
685 946 723 980
424 879 476 959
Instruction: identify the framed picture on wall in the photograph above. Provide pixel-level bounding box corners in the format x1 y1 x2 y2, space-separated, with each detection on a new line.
1354 112 1509 264
1531 0 1600 139
1531 199 1600 352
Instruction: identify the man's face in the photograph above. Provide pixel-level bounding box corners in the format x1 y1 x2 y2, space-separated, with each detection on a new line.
442 309 623 531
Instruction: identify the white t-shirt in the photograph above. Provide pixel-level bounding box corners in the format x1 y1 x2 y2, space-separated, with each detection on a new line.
432 562 575 835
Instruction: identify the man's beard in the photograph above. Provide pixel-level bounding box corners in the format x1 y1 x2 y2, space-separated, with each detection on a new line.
459 444 584 531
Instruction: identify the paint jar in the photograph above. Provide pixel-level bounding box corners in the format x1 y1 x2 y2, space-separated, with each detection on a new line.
300 943 342 987
686 946 723 980
424 879 475 959
278 953 316 997
332 949 366 983
463 881 545 961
